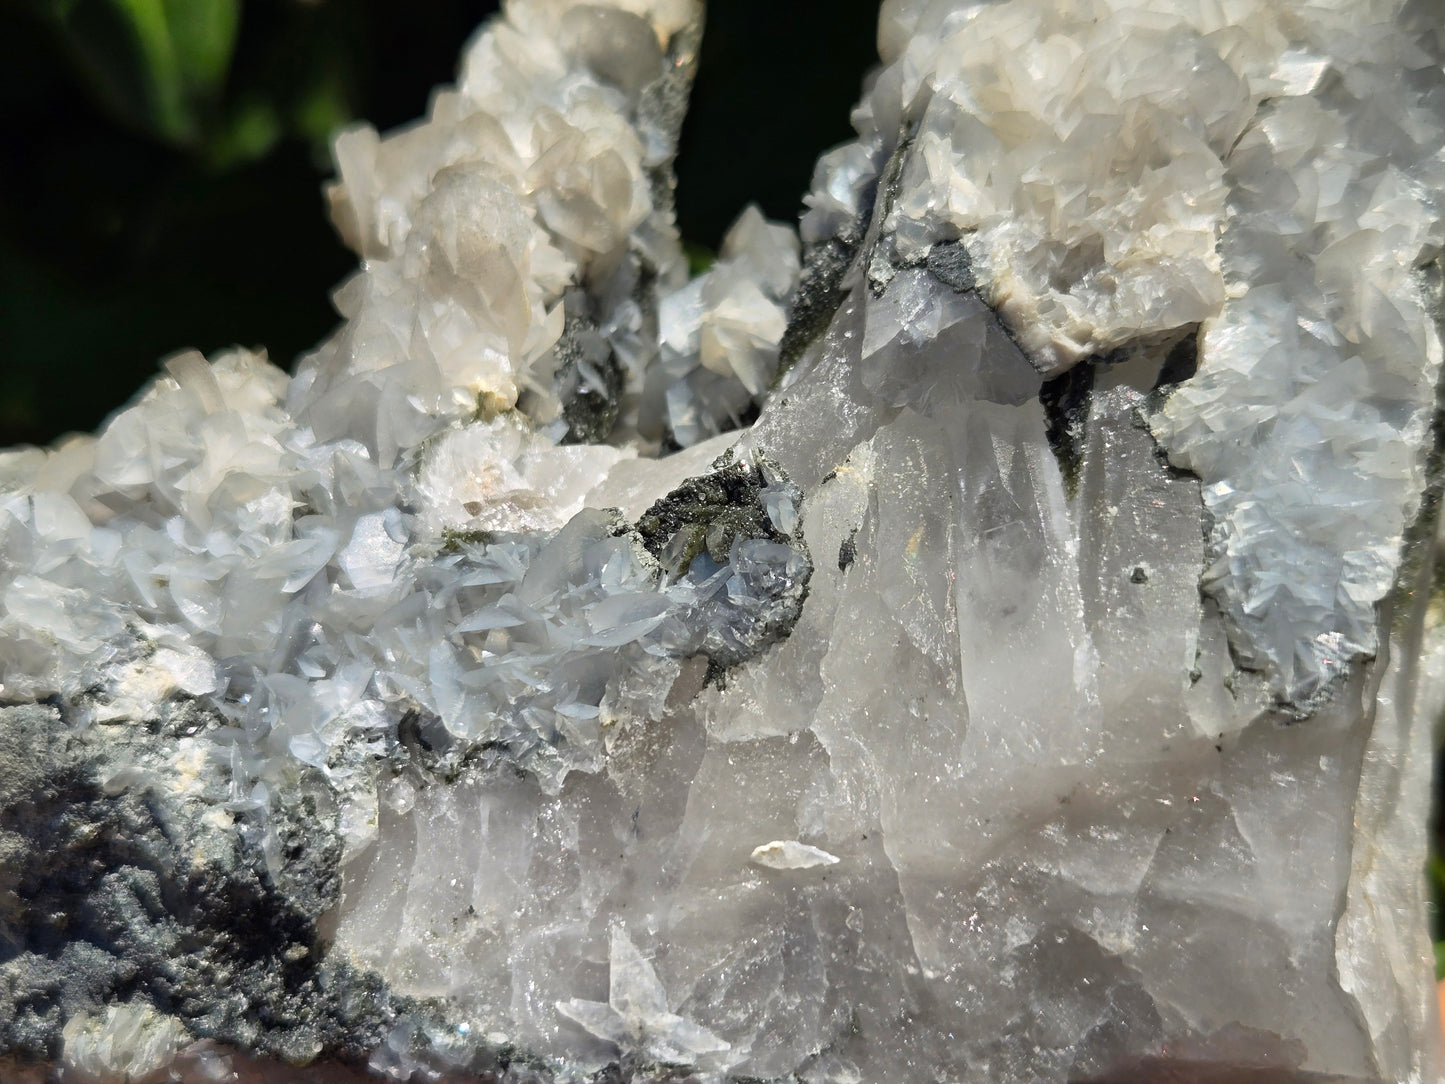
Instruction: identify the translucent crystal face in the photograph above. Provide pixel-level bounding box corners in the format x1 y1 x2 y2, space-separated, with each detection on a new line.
1 0 1443 1081
810 0 1445 703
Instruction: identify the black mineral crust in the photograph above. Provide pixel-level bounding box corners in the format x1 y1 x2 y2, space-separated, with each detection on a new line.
0 703 417 1073
637 456 790 575
776 234 861 377
635 452 813 671
776 131 913 380
553 311 627 444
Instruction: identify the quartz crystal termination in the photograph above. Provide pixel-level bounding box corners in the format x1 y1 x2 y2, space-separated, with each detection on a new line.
1 0 1445 1083
818 0 1445 703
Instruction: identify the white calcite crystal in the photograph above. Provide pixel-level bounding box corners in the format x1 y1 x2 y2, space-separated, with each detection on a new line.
555 925 731 1070
300 0 795 458
748 839 841 871
652 205 802 446
1 0 1444 1082
61 1004 190 1084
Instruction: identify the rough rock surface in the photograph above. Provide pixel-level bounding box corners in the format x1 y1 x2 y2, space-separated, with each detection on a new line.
2 0 1444 1081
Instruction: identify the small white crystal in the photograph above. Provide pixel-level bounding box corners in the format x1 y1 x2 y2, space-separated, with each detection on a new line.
748 839 840 870
652 204 800 446
62 1004 189 1083
337 511 405 593
555 926 730 1067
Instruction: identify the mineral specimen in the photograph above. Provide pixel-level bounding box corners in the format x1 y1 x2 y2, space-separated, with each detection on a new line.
2 0 1444 1081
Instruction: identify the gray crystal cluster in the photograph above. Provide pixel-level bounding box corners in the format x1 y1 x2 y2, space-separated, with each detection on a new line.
2 0 1444 1081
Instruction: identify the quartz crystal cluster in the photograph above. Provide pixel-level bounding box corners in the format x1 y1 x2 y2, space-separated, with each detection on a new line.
1 0 1444 1081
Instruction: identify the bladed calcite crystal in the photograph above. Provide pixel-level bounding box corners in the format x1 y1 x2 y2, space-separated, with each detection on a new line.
2 0 1444 1081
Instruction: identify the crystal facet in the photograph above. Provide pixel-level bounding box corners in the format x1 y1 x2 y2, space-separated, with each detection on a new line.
1 0 1443 1081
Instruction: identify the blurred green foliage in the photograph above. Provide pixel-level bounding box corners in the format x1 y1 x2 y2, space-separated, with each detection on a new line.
20 0 354 165
0 0 503 446
32 0 244 150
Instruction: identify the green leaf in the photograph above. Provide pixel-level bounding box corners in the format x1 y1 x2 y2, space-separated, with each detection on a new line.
110 0 190 140
206 98 281 169
292 66 353 153
35 0 240 147
162 0 240 94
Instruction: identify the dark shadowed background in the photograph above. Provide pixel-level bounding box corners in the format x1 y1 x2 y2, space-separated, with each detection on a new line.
0 0 881 446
